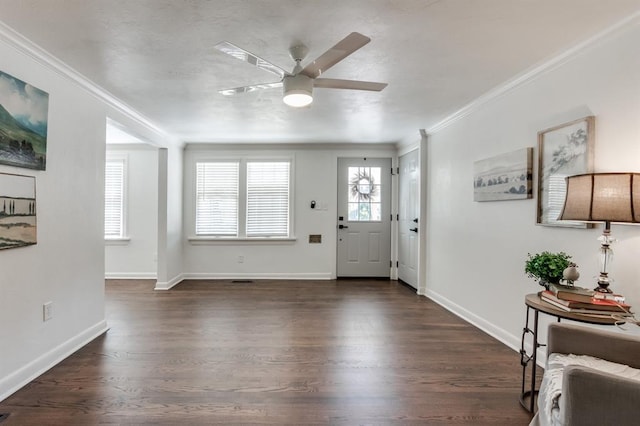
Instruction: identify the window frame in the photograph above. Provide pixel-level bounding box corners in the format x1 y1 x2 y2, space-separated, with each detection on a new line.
346 165 383 223
189 154 295 243
246 160 291 238
104 154 129 242
195 161 240 237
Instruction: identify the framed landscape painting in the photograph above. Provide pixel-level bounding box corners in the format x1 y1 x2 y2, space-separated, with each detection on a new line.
0 172 37 250
0 70 49 170
473 148 533 202
537 116 594 227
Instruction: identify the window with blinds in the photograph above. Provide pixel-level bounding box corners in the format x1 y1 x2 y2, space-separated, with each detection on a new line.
247 162 290 237
195 162 239 236
105 159 125 238
194 159 291 238
545 174 568 223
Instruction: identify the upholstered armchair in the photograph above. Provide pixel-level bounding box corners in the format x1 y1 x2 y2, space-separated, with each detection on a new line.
530 322 640 426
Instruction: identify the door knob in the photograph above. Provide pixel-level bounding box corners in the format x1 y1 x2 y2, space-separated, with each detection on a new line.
338 224 349 229
410 228 418 233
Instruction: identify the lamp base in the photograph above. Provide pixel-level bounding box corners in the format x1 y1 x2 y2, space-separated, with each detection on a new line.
595 225 614 294
594 273 613 293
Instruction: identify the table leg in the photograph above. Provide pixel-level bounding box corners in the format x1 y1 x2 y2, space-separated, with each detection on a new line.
519 305 540 413
530 309 539 413
520 306 530 396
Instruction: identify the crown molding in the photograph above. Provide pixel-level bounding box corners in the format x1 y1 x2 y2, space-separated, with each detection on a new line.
0 21 178 146
184 141 398 151
427 11 640 134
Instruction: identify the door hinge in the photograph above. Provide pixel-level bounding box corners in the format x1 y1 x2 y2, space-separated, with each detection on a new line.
390 260 392 267
391 167 394 175
397 167 400 174
396 261 399 267
397 214 399 221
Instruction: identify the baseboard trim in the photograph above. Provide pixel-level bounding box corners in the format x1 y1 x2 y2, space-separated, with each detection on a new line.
0 320 109 402
154 273 184 290
182 272 334 281
423 289 546 366
105 272 157 280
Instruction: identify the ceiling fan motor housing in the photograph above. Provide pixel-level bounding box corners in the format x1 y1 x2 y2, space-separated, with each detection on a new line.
283 74 313 106
289 44 309 62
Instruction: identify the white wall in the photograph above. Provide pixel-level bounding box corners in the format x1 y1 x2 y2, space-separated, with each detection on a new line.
424 20 640 353
156 144 184 289
0 36 108 399
105 144 158 278
182 144 396 279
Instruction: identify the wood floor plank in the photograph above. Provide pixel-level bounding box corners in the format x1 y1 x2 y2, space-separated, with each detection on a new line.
0 279 533 425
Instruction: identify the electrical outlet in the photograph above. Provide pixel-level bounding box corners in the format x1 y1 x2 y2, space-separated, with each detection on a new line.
238 255 244 263
43 302 53 322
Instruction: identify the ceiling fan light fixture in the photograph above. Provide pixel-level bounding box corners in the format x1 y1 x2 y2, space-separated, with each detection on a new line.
283 74 313 107
283 92 313 107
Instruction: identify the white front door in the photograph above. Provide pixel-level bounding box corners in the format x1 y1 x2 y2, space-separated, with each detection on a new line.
398 150 419 288
336 157 392 277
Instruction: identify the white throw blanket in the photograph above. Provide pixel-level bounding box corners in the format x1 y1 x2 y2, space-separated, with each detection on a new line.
538 353 640 426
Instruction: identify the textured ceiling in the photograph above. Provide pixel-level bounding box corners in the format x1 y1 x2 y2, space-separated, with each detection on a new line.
0 0 639 145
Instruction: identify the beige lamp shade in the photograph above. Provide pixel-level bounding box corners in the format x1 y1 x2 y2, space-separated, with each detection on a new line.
559 173 640 223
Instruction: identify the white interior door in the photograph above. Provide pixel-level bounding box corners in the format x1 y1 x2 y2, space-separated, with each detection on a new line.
337 158 391 277
398 150 419 288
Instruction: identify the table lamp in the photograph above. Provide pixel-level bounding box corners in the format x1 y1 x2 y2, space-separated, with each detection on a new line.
558 172 640 293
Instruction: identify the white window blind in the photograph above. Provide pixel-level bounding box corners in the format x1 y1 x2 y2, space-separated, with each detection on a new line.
196 162 239 235
546 174 567 222
105 159 125 238
246 161 290 237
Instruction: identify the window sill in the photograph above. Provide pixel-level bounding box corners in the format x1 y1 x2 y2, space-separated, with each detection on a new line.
188 236 297 245
105 237 131 245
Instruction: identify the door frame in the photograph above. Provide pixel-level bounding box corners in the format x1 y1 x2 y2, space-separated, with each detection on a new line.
336 156 394 278
327 143 425 288
396 132 428 295
397 149 419 288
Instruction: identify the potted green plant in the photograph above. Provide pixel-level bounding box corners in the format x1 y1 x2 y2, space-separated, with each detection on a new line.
525 251 572 289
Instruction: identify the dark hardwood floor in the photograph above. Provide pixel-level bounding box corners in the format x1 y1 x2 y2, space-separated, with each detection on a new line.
1 279 533 425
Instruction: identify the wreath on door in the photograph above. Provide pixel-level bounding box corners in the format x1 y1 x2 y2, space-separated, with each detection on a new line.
350 169 377 201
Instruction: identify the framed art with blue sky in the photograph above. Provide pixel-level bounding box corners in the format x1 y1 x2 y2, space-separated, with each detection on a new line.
0 70 49 170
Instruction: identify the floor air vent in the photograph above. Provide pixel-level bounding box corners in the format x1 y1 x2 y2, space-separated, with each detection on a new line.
231 280 254 283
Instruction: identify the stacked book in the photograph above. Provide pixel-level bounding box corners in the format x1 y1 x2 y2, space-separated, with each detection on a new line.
540 284 632 318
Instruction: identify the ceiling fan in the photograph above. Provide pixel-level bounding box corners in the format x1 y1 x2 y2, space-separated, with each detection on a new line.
214 32 387 107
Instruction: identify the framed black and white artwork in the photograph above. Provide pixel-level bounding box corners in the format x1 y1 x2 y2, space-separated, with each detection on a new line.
537 116 595 227
473 148 533 202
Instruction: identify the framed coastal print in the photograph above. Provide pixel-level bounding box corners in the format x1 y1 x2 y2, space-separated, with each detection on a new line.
0 172 37 250
0 70 49 170
473 147 533 202
536 116 594 227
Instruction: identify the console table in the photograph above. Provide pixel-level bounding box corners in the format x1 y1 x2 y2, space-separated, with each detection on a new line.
519 293 619 413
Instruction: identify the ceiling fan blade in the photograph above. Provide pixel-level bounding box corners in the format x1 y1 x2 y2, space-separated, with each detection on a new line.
218 81 283 96
313 78 387 91
214 41 289 78
301 32 371 79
